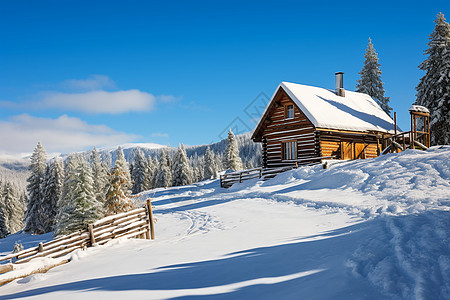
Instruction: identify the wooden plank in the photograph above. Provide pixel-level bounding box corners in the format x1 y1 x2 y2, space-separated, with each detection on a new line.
0 259 69 287
147 199 155 240
0 264 13 275
93 208 146 227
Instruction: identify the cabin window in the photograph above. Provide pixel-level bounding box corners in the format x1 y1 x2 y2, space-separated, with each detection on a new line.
285 105 294 119
282 141 297 160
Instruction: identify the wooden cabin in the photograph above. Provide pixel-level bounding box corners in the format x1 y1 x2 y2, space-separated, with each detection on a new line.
251 73 397 168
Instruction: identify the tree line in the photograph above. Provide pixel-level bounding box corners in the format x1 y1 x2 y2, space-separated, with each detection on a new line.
0 129 246 238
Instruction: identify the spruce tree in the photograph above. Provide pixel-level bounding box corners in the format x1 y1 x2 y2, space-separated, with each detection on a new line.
3 182 25 234
172 144 194 186
58 154 79 215
105 149 134 215
225 129 243 171
114 147 131 189
416 13 450 145
0 202 8 238
131 148 148 194
55 157 102 236
204 147 218 179
40 159 64 232
356 38 392 116
0 183 8 238
154 148 172 188
91 148 108 204
24 142 47 234
144 156 156 190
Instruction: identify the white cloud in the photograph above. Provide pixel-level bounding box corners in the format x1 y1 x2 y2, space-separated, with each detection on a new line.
38 90 156 114
0 114 139 154
62 75 116 90
0 75 181 114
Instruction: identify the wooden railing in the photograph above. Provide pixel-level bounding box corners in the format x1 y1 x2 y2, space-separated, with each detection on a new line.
381 130 429 154
0 199 155 266
220 156 335 188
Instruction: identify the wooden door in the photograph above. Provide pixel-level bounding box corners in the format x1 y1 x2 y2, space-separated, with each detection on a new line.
354 143 366 159
341 141 353 160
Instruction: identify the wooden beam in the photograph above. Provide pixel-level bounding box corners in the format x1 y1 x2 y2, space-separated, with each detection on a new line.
146 199 155 240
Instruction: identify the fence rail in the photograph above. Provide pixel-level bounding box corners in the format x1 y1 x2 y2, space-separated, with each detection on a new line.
0 199 155 266
380 130 429 154
220 156 335 188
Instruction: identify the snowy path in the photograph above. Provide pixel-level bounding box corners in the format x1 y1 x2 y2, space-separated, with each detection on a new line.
1 147 449 299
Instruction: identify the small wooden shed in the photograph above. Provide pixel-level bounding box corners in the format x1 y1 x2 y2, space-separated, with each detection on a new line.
251 73 396 168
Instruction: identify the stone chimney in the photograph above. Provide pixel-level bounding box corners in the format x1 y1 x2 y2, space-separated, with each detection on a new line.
335 72 345 97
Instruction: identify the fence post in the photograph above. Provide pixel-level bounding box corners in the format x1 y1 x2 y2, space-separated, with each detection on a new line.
87 224 96 246
146 199 155 240
259 168 262 178
239 173 242 183
38 243 43 253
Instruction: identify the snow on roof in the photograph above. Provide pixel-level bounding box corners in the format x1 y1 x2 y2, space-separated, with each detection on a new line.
255 82 396 135
409 105 430 113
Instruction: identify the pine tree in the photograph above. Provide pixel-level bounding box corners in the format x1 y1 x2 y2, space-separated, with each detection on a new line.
55 157 102 236
58 154 79 213
172 144 194 186
204 147 218 179
154 148 172 188
3 182 25 234
0 183 8 238
114 147 131 189
0 202 8 238
356 38 392 116
131 148 148 194
91 148 108 204
105 149 134 215
24 142 47 234
40 158 64 232
144 156 156 190
416 13 450 145
225 129 243 171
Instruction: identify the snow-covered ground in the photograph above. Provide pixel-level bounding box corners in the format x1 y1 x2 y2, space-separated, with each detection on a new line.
1 146 449 299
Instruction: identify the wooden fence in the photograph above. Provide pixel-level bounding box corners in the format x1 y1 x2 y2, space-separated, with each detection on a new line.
220 157 335 188
0 199 155 266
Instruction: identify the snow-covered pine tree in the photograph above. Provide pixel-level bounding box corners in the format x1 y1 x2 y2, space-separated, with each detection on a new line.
59 154 79 211
0 201 8 238
55 157 102 236
24 142 47 234
225 129 243 171
154 148 172 188
3 182 25 234
144 155 155 190
131 148 148 194
115 147 131 189
203 146 218 179
416 13 450 145
172 144 194 186
104 149 134 215
40 158 64 232
356 38 392 116
91 148 108 204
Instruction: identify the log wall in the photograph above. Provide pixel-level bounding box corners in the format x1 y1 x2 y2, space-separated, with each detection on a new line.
253 87 386 167
259 90 318 168
317 130 380 159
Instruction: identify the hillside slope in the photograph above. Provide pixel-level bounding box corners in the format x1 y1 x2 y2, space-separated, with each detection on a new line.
1 146 449 299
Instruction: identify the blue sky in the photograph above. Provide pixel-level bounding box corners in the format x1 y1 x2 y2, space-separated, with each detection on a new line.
0 0 448 155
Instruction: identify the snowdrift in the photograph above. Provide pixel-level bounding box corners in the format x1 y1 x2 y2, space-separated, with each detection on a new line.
1 146 449 299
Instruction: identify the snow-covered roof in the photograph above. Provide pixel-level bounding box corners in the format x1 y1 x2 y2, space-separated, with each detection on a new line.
409 105 429 113
254 82 396 136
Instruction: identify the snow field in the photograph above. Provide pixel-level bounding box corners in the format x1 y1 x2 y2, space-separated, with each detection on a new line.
0 146 449 299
